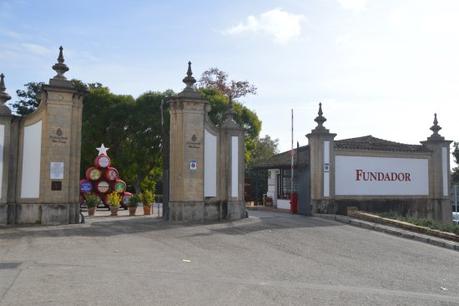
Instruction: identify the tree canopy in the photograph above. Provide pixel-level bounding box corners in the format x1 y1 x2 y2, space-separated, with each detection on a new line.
10 69 273 199
198 68 257 102
12 82 44 115
452 143 459 183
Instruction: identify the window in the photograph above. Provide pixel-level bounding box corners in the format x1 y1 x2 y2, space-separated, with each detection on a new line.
277 169 297 199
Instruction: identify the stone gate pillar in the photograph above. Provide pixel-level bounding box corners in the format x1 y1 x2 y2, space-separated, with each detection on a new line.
14 47 84 225
0 74 13 225
219 108 246 220
421 114 453 223
167 62 247 222
168 62 208 221
306 103 336 214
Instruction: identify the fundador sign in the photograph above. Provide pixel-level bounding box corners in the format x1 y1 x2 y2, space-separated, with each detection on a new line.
335 156 429 196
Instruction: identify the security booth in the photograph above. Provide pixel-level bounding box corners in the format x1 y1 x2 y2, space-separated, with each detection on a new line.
253 145 311 215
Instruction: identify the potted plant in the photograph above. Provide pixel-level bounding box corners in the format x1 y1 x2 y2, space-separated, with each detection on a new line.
85 193 100 217
141 190 154 215
107 192 122 216
128 194 141 216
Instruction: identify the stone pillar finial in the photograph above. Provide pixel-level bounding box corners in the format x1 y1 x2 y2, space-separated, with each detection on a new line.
427 113 444 141
431 113 441 135
310 102 329 133
0 73 12 105
182 61 196 88
52 46 69 79
315 103 326 127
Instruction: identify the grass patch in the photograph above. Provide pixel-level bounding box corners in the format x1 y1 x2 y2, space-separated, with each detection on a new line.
378 212 459 235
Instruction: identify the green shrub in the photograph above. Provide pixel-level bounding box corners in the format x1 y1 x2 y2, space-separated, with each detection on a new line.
128 194 141 207
141 190 154 207
379 213 459 235
107 192 122 208
85 194 100 208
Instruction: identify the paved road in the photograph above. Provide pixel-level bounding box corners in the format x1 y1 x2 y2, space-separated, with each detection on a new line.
0 211 458 306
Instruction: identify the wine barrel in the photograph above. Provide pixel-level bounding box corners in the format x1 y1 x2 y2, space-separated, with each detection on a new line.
113 179 126 193
94 154 111 168
122 192 133 205
86 167 102 181
79 179 93 193
96 180 111 194
105 167 119 181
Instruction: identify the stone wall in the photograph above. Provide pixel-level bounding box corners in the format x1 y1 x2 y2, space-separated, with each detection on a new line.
0 47 84 225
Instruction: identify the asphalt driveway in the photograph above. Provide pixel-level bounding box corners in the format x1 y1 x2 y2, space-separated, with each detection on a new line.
0 210 458 305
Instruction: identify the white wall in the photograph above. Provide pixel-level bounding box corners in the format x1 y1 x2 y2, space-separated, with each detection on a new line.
335 155 429 196
204 129 217 197
442 147 448 197
231 136 238 198
323 141 330 197
0 125 4 198
21 121 42 198
277 199 290 210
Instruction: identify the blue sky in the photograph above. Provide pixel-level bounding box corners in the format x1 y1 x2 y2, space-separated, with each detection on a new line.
1 0 459 152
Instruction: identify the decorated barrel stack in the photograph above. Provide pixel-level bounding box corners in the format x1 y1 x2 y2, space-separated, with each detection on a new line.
80 144 131 208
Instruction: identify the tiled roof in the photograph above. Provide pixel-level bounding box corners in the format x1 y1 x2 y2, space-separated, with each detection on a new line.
335 135 429 153
253 145 309 169
253 135 430 169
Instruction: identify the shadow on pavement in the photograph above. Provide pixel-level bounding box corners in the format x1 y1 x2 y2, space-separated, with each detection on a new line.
0 211 343 240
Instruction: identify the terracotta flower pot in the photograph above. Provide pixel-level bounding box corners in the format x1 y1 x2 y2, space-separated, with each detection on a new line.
110 206 119 216
88 207 96 216
128 206 137 216
143 206 151 215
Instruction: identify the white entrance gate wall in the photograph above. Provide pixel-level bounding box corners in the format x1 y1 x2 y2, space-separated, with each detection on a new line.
307 103 452 223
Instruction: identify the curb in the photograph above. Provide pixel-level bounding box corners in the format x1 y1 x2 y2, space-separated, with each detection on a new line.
247 206 291 214
316 214 459 252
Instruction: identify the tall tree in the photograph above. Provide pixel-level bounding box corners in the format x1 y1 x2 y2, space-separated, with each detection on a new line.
452 142 459 183
12 82 44 115
246 135 279 202
199 88 262 163
198 68 257 103
198 68 261 164
248 135 279 168
11 80 90 116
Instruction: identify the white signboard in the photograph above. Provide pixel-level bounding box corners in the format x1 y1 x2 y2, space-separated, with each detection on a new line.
335 155 429 196
204 130 217 197
21 121 42 198
50 162 64 180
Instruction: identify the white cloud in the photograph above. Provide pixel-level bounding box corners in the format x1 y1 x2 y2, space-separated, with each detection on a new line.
21 43 50 56
225 9 305 44
337 0 367 13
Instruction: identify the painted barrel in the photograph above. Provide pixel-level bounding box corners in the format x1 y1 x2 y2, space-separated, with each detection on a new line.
94 154 111 168
86 167 102 181
122 192 133 205
100 193 108 205
113 179 126 193
105 167 119 181
80 179 93 193
96 180 111 194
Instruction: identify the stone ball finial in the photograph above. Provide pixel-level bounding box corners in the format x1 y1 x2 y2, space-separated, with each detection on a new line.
182 61 196 88
52 46 69 79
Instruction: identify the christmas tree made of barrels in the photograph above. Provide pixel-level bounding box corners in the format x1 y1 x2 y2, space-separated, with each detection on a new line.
80 144 131 212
